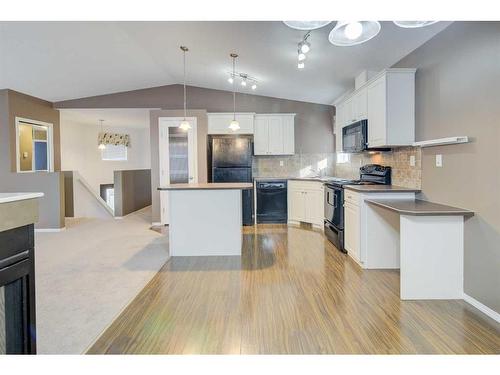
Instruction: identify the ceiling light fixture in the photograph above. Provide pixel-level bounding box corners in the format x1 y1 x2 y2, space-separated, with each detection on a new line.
179 46 191 131
298 62 305 69
227 71 259 91
229 53 240 132
283 21 332 30
328 21 381 46
98 119 106 150
393 21 439 28
298 51 306 61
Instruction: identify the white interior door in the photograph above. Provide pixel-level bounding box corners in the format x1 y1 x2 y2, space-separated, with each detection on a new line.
159 117 198 225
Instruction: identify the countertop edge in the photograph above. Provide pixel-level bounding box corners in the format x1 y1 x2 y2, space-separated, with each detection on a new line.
365 199 474 217
344 185 421 193
0 192 45 204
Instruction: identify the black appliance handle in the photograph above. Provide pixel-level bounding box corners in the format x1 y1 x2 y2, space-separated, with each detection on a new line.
333 194 337 208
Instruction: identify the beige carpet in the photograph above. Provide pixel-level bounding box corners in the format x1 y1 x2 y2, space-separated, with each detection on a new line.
35 206 169 354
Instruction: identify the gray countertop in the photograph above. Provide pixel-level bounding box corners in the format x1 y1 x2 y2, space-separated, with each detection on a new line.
344 185 420 193
365 199 474 216
0 192 44 204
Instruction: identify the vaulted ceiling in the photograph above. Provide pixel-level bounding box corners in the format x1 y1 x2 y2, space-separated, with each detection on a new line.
0 21 451 105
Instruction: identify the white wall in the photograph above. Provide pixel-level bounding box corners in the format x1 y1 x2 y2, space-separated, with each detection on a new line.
60 120 151 194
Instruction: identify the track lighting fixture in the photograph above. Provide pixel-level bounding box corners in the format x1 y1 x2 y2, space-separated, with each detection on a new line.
298 62 305 69
226 71 259 91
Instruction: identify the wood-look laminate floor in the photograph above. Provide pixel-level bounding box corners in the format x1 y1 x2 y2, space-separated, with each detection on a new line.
88 224 500 354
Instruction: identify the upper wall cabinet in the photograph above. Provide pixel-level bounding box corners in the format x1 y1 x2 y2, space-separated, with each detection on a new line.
367 70 415 147
254 114 295 155
207 113 255 135
334 68 416 150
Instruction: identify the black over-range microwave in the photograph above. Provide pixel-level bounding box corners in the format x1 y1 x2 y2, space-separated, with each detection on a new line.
342 120 367 153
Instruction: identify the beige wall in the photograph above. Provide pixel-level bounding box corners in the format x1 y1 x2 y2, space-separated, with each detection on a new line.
18 123 34 171
394 22 500 313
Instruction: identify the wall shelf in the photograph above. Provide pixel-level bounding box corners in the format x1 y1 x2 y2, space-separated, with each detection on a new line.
413 136 469 148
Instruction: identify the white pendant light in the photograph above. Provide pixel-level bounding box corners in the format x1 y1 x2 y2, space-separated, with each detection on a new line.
98 119 106 150
328 21 381 46
393 21 439 28
179 45 191 131
283 21 332 30
228 53 240 132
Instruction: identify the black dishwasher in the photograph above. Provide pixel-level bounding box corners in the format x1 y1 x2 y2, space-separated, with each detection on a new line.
256 180 287 223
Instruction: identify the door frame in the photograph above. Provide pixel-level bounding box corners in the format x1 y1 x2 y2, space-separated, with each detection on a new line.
158 117 198 225
15 117 54 173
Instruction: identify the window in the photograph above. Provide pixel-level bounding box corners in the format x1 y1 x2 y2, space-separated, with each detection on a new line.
101 144 127 161
16 118 54 173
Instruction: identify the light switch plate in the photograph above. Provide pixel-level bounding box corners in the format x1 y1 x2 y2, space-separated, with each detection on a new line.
409 155 416 167
279 160 284 167
436 154 443 167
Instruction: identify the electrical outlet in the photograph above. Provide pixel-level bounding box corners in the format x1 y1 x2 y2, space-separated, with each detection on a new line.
436 154 443 167
279 160 284 167
409 155 416 167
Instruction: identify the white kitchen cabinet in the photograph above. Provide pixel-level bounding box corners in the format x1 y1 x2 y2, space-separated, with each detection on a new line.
288 180 324 228
334 68 416 149
344 201 361 263
334 103 345 152
207 113 255 135
366 70 416 147
352 87 367 121
254 114 295 155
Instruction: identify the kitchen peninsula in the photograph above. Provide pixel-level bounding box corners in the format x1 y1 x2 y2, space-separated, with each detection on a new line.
158 183 253 256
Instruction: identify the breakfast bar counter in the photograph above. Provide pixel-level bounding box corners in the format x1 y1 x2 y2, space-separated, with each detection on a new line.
365 198 473 300
158 183 253 256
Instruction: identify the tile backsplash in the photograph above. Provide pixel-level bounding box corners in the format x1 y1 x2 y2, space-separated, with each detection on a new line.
334 147 422 189
252 153 336 178
253 147 421 189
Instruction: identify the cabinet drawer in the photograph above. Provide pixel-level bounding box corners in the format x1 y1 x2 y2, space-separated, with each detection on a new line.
344 189 360 206
288 180 323 192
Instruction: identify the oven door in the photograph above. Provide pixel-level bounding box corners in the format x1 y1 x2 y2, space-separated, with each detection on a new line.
324 184 344 229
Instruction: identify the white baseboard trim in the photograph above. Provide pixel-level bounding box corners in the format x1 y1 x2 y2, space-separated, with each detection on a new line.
35 227 66 233
463 293 500 323
114 216 124 220
151 222 164 227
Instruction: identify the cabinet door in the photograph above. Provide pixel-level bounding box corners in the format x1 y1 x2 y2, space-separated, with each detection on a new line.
282 115 295 155
304 188 324 226
354 88 368 120
335 103 344 152
268 117 284 154
344 98 355 125
367 76 387 147
288 189 305 222
344 202 360 261
254 116 269 155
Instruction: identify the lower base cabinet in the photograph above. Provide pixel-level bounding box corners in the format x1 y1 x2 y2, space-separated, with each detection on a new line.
344 201 361 262
288 180 324 227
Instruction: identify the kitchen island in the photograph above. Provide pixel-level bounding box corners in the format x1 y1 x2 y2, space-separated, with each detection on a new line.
158 183 253 256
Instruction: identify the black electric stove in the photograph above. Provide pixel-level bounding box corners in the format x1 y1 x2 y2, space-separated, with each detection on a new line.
323 165 391 253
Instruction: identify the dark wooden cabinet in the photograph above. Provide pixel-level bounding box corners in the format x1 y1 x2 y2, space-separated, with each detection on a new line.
0 224 37 354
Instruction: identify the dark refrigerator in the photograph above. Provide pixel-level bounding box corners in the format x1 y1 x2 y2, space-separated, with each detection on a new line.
210 136 254 226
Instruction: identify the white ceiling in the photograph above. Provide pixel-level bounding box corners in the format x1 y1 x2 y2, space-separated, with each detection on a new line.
60 108 152 129
0 21 451 105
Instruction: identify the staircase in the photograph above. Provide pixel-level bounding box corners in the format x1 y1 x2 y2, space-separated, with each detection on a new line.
69 171 114 218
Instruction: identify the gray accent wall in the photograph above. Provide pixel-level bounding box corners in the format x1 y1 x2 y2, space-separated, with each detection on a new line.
114 169 152 217
55 84 335 154
0 89 65 229
393 22 500 313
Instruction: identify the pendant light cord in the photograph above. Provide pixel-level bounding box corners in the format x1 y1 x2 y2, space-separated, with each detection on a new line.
183 48 187 120
232 54 236 121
